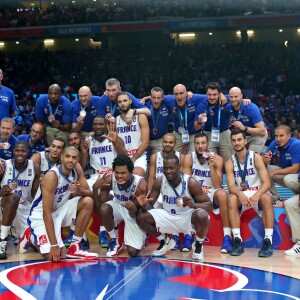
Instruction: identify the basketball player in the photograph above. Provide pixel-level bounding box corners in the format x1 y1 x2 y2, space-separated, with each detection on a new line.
116 92 149 176
137 154 212 261
18 146 98 261
98 155 147 257
182 132 231 253
148 133 191 251
80 116 127 248
0 141 40 259
225 129 274 257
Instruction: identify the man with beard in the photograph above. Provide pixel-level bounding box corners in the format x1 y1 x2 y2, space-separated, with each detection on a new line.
182 133 231 253
0 141 40 259
225 129 274 257
99 155 148 257
35 84 72 146
19 146 98 261
137 154 212 261
80 116 127 248
17 122 46 158
229 87 267 154
116 92 149 176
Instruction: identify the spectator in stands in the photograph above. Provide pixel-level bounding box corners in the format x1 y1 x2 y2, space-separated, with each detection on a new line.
0 68 17 120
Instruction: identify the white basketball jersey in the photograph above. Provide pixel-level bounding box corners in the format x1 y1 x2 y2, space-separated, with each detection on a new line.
39 151 59 175
31 165 78 212
112 174 143 205
231 150 261 191
160 173 193 215
116 115 144 157
191 152 213 189
89 138 116 175
155 151 180 177
1 159 35 203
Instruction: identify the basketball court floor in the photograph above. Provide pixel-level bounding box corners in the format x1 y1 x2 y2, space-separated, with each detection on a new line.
0 241 300 300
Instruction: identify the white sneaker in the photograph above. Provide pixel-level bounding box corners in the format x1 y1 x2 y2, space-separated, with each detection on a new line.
107 238 123 257
192 241 204 261
285 243 300 256
152 235 176 257
66 242 98 259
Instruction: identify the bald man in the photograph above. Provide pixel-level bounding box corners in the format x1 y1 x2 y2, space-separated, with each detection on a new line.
229 87 267 154
35 84 72 146
72 86 103 139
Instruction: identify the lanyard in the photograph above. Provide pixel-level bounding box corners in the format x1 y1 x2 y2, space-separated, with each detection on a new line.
151 106 161 131
235 150 249 182
167 173 186 198
209 105 221 128
58 165 76 183
48 99 60 116
178 105 187 128
12 160 28 182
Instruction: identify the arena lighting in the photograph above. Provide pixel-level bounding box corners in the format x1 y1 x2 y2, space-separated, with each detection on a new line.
285 41 288 47
178 33 195 37
16 41 19 44
297 28 300 33
0 42 5 46
209 32 213 36
90 39 101 45
75 38 79 42
279 29 283 32
236 30 241 35
44 39 54 44
247 30 254 35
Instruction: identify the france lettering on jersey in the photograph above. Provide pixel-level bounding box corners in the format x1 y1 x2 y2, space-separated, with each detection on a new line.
160 173 193 215
89 138 116 175
112 174 143 205
231 150 261 191
1 159 35 203
191 152 213 190
31 166 78 212
155 151 180 177
39 151 59 175
116 115 144 157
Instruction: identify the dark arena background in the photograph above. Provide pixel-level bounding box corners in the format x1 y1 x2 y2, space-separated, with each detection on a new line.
0 0 300 299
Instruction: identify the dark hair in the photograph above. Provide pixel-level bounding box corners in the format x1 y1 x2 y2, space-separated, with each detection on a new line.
112 155 134 173
117 91 130 99
14 140 29 150
194 132 208 142
230 128 246 138
151 87 164 95
205 82 221 93
163 153 179 165
52 137 66 148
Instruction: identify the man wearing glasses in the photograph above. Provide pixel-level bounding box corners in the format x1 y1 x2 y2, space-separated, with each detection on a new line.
17 122 46 158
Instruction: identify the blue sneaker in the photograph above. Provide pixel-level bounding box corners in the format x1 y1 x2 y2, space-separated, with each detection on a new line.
231 237 244 256
180 234 194 252
258 238 273 257
107 238 123 257
171 235 181 251
221 235 233 254
63 229 74 248
80 239 90 250
98 230 109 248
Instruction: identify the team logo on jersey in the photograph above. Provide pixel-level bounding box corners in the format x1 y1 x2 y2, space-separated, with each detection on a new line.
39 234 48 246
44 109 48 114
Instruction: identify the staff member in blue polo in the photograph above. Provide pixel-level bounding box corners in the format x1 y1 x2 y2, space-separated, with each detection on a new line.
72 86 102 139
0 117 18 160
263 124 300 204
163 84 206 154
0 69 17 120
35 84 72 146
194 82 233 162
145 87 173 154
98 78 151 123
17 122 45 158
229 87 267 155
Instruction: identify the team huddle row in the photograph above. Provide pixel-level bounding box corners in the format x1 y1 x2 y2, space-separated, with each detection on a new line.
0 78 300 262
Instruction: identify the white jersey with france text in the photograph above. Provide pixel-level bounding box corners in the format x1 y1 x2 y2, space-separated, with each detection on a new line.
160 173 193 215
231 150 261 191
116 115 145 157
1 159 35 203
31 165 78 212
112 174 143 205
39 151 59 175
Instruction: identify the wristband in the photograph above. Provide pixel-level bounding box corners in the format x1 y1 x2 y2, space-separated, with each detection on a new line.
244 126 248 132
51 244 59 247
